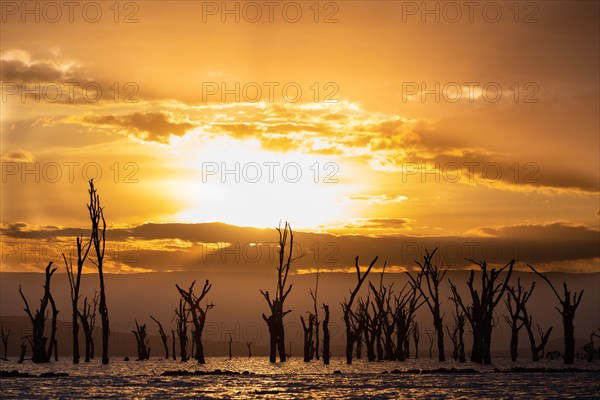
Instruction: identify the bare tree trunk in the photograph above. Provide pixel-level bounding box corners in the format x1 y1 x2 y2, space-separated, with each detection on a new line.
406 249 448 362
132 320 151 360
151 316 169 360
528 264 583 364
503 278 533 362
342 256 378 364
18 262 59 363
412 322 420 359
175 300 189 362
171 330 176 360
18 342 27 363
64 235 91 364
88 179 110 365
322 304 330 365
261 222 297 363
0 324 9 360
301 314 315 362
427 331 433 359
176 280 214 364
78 293 97 362
310 270 320 360
450 259 515 364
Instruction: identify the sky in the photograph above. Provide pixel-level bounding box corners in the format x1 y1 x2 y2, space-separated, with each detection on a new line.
1 0 599 274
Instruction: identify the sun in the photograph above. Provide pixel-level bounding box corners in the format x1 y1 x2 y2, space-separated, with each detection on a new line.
167 132 363 229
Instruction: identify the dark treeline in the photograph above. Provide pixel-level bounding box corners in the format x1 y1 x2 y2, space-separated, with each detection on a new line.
8 183 599 366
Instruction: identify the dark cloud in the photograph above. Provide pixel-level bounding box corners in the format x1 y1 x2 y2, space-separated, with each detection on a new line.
0 59 64 82
2 221 598 273
81 112 196 143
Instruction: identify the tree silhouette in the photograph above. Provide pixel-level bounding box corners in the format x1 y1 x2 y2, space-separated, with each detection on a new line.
261 222 298 363
300 313 315 362
78 293 98 362
174 299 189 361
310 269 320 360
527 264 583 364
1 324 10 360
426 330 434 358
64 235 91 364
176 280 214 364
150 316 169 359
322 303 330 365
132 320 151 360
18 342 27 363
582 329 600 361
341 255 378 364
406 248 448 362
412 322 420 359
503 278 534 361
449 259 515 364
171 330 176 360
447 290 466 363
393 281 424 361
18 262 59 363
87 179 110 364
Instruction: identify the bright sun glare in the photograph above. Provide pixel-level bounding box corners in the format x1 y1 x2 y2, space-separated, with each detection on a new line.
167 131 363 229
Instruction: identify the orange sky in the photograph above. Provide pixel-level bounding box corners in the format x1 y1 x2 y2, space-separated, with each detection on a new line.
1 1 598 273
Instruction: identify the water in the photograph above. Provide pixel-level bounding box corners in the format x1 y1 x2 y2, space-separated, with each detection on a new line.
1 358 599 399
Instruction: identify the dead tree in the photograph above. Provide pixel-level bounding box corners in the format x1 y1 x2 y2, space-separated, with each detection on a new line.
174 299 189 361
171 330 176 360
369 270 395 360
412 322 420 359
19 262 59 363
261 222 298 363
363 295 378 362
151 316 169 359
519 298 553 362
1 324 9 360
406 249 448 362
228 334 233 360
191 329 195 357
341 255 378 364
582 329 600 361
353 301 367 359
310 269 320 360
503 278 534 362
322 304 331 364
528 264 583 364
176 280 214 364
394 282 425 361
449 259 515 364
246 342 253 358
87 179 110 364
78 293 98 362
64 235 91 364
18 342 27 363
426 330 434 358
448 290 466 363
300 314 315 362
132 320 151 360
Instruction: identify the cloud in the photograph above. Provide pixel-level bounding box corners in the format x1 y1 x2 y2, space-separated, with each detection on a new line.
2 221 598 274
74 112 196 143
1 149 35 163
349 194 408 204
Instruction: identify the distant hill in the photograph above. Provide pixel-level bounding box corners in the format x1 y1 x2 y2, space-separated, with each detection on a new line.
1 270 598 359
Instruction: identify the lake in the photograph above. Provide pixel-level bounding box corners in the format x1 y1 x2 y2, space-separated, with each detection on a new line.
1 357 599 399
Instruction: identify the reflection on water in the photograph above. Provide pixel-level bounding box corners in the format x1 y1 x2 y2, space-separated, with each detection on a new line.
1 357 599 399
